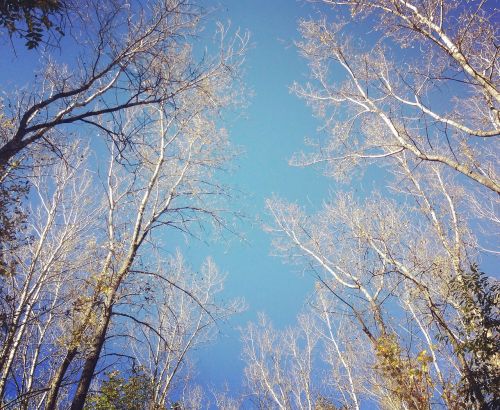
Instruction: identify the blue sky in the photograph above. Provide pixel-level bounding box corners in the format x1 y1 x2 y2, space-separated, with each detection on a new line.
4 0 496 407
187 0 334 399
0 0 334 399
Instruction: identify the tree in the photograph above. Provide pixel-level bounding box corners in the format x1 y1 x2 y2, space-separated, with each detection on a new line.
0 143 97 405
261 1 498 408
0 169 28 276
241 297 366 410
65 60 244 408
242 313 319 410
84 368 156 410
0 108 29 293
446 264 500 407
0 0 236 169
1 0 237 317
125 253 243 409
266 168 498 408
0 3 247 407
0 0 67 48
292 0 499 193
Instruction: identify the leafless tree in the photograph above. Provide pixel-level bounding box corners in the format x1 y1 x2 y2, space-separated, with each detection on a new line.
242 313 320 410
292 0 499 193
0 0 237 170
313 286 361 410
242 295 370 410
0 142 100 407
61 69 245 409
265 157 498 408
0 4 247 407
123 252 243 408
271 4 499 406
212 389 243 410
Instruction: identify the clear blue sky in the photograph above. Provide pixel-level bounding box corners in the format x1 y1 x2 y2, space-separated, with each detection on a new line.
187 0 334 399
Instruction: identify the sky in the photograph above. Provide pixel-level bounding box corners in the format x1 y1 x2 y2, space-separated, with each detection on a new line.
186 0 334 398
2 0 496 408
0 0 337 401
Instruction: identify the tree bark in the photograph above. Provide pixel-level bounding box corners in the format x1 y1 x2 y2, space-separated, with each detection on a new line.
45 348 78 410
70 306 112 410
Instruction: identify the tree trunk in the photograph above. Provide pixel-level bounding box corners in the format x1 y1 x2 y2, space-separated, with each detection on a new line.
45 347 78 410
0 136 29 169
70 307 112 410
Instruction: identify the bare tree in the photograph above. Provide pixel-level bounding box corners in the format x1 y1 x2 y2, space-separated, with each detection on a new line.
242 294 371 410
292 0 499 193
269 4 499 406
212 389 243 410
123 252 243 408
242 313 320 410
313 286 361 410
265 158 499 408
0 142 100 407
0 0 231 169
67 22 245 404
0 5 247 408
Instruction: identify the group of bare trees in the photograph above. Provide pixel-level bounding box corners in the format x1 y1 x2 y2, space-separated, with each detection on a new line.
0 0 246 408
243 1 498 409
1 0 498 409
